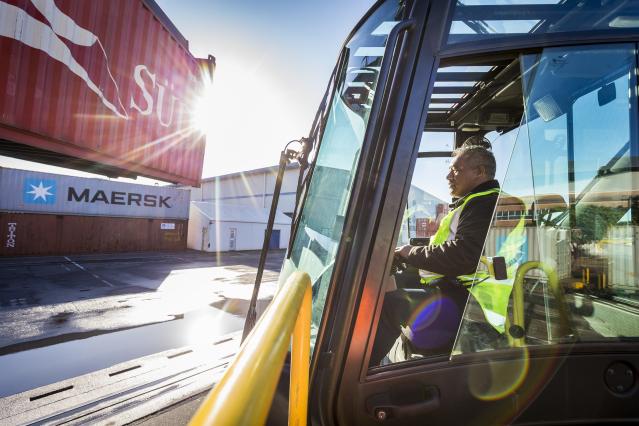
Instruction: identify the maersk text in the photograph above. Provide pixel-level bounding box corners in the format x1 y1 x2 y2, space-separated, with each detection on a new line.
67 188 172 208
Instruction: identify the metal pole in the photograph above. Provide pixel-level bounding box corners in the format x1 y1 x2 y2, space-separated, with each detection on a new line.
242 150 290 341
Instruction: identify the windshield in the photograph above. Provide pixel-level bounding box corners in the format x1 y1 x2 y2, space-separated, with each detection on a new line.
279 0 406 351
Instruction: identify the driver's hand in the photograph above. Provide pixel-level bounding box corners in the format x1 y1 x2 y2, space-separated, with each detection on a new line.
394 244 412 260
391 245 411 275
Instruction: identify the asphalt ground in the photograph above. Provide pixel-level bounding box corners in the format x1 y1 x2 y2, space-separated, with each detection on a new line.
0 249 285 396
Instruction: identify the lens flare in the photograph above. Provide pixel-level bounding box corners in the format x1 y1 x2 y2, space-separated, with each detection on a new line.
407 294 461 350
468 346 530 401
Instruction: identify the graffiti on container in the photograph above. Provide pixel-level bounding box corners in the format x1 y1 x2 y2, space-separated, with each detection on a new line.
1 0 191 126
0 0 127 118
6 222 17 248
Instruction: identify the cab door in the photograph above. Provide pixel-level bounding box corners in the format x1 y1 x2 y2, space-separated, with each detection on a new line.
309 2 639 426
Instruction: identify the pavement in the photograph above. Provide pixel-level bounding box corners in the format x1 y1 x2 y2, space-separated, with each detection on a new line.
0 249 285 396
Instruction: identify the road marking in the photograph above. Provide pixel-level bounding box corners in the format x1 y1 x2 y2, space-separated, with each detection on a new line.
64 256 115 287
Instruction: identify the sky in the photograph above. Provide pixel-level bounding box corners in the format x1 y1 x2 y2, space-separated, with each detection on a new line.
0 0 375 183
158 0 375 178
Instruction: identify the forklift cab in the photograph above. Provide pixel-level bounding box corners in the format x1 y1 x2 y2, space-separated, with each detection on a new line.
275 0 639 424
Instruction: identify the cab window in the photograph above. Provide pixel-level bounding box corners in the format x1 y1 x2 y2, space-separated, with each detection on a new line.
371 43 639 370
457 43 639 355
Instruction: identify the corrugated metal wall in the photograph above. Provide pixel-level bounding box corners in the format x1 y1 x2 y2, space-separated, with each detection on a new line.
485 224 639 290
1 212 186 256
600 226 637 291
0 0 208 185
484 226 571 280
1 167 189 219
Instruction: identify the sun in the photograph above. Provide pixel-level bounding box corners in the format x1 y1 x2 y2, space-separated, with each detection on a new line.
192 78 216 136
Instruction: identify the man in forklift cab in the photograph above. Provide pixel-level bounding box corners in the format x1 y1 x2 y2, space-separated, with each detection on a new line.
371 137 501 366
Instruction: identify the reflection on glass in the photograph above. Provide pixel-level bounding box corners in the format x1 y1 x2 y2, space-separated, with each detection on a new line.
398 157 452 246
431 93 464 99
455 44 639 357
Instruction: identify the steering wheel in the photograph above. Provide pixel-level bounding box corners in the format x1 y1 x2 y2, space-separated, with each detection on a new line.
390 254 407 275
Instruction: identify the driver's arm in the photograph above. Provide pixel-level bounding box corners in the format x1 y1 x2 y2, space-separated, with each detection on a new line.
396 194 496 277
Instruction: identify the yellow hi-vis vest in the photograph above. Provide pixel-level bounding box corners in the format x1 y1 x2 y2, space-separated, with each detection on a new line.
422 188 526 333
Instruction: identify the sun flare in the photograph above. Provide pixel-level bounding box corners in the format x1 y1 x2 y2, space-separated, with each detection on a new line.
192 79 216 136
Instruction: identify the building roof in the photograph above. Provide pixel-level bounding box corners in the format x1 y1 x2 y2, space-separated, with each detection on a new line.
191 201 292 225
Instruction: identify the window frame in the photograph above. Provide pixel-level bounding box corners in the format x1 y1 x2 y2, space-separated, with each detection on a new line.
367 40 639 374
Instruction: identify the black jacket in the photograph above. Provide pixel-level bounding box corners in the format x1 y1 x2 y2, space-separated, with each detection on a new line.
404 179 500 277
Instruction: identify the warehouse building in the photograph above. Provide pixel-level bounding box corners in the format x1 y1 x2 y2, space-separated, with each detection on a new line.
184 163 447 253
189 164 301 217
0 167 190 256
188 201 290 252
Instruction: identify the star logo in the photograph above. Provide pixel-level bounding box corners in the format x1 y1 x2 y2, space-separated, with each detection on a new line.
27 181 54 201
23 178 56 205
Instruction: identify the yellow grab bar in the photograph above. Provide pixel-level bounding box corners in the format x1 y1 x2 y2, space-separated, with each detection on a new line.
290 278 312 426
479 256 495 277
509 261 571 346
190 271 312 426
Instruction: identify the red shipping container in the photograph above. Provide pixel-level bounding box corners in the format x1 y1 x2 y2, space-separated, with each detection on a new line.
0 0 213 186
1 212 187 256
415 217 429 238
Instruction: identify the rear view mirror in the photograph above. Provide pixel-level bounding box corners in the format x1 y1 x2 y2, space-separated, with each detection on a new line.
598 82 616 106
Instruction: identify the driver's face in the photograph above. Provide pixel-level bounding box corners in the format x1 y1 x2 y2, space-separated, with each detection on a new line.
446 154 482 198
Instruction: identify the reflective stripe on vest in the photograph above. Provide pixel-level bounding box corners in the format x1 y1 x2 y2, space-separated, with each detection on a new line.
464 212 525 333
430 188 501 246
419 188 500 285
420 188 527 333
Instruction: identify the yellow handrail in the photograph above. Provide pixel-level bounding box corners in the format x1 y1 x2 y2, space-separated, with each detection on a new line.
290 276 312 426
508 261 571 347
190 271 312 426
479 256 495 277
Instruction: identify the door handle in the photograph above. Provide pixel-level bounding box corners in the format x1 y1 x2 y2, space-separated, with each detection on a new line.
366 385 439 421
379 398 440 419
